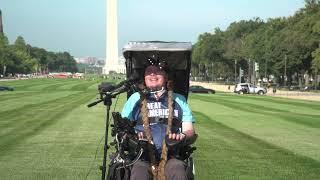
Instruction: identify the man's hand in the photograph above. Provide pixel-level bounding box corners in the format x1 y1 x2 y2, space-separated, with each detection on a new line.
137 132 145 140
167 121 195 141
168 133 186 141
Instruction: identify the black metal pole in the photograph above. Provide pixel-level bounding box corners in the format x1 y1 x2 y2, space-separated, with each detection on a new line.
101 94 112 180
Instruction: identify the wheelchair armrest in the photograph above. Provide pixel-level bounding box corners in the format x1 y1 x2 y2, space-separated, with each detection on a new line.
184 134 198 146
137 139 149 149
165 134 198 149
165 135 183 147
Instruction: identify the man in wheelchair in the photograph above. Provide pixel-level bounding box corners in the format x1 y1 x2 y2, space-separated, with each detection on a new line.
103 42 197 180
120 58 196 180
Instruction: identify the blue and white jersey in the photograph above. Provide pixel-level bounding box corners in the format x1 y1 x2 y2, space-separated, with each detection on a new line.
121 91 194 153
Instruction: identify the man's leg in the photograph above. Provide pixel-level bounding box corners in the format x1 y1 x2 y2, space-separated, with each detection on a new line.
130 160 152 180
165 158 188 180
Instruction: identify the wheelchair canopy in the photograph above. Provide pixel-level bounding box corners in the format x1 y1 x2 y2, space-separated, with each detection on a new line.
122 41 192 100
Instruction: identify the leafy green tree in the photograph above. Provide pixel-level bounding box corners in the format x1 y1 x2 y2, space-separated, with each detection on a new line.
10 36 37 74
29 46 49 73
14 36 27 52
0 34 10 75
0 34 79 75
305 0 320 9
53 52 78 73
192 0 320 87
312 47 320 88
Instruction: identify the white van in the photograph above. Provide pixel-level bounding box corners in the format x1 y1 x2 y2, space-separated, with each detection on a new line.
234 83 267 95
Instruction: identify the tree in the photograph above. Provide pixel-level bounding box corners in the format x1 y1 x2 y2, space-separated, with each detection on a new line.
52 52 78 73
1 34 79 75
0 34 10 75
305 0 320 8
14 36 27 52
312 47 320 88
29 46 48 73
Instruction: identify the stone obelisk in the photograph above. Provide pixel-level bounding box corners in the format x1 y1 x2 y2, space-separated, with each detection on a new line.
0 10 3 35
104 0 119 74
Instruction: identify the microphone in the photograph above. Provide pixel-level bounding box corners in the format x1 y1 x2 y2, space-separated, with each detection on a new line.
99 73 140 95
98 82 116 93
88 74 140 108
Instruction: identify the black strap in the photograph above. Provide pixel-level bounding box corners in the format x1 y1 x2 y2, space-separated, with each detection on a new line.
136 118 181 127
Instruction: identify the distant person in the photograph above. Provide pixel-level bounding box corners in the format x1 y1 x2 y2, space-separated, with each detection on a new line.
267 82 271 89
273 87 277 95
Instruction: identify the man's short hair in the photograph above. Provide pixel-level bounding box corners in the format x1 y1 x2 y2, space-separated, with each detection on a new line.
144 65 167 76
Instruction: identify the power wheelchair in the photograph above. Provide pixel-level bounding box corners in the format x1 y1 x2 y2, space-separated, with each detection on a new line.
91 41 197 180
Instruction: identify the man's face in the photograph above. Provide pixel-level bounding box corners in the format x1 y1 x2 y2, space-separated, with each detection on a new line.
144 66 167 89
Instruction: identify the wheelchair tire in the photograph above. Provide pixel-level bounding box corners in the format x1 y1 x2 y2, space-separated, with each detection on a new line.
186 157 195 180
107 162 131 180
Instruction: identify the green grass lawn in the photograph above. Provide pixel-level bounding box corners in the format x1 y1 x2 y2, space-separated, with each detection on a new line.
0 79 320 180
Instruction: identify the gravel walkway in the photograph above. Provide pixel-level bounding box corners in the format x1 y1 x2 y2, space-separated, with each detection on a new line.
190 81 320 102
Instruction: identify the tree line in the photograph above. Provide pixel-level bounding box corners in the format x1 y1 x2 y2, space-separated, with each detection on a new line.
0 35 78 77
192 0 320 88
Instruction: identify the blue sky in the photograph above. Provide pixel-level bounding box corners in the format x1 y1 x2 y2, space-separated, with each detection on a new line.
1 0 305 58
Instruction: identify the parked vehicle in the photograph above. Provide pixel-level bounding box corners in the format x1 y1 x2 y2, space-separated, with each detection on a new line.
289 85 300 91
234 83 267 95
0 86 14 91
303 86 320 91
189 85 215 94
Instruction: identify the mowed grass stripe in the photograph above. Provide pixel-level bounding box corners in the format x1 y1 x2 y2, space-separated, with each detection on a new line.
56 80 92 90
0 79 99 153
0 96 106 180
202 93 320 115
235 94 320 111
194 111 320 179
0 91 41 101
192 94 320 128
189 94 320 161
0 78 104 179
42 81 78 91
214 93 320 114
0 91 80 112
0 79 46 87
0 94 96 158
40 79 99 92
26 79 84 91
0 91 89 131
0 79 99 112
70 80 100 91
3 79 63 90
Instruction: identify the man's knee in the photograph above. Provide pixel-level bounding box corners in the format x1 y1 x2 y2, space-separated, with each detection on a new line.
165 159 188 180
130 160 152 180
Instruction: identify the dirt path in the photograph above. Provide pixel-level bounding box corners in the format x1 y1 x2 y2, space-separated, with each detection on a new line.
190 81 320 102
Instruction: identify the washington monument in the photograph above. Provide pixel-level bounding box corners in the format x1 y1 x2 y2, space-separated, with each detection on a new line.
0 10 3 34
103 0 125 74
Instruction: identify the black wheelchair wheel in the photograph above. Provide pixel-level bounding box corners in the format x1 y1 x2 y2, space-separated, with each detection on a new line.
186 157 195 180
107 162 131 180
